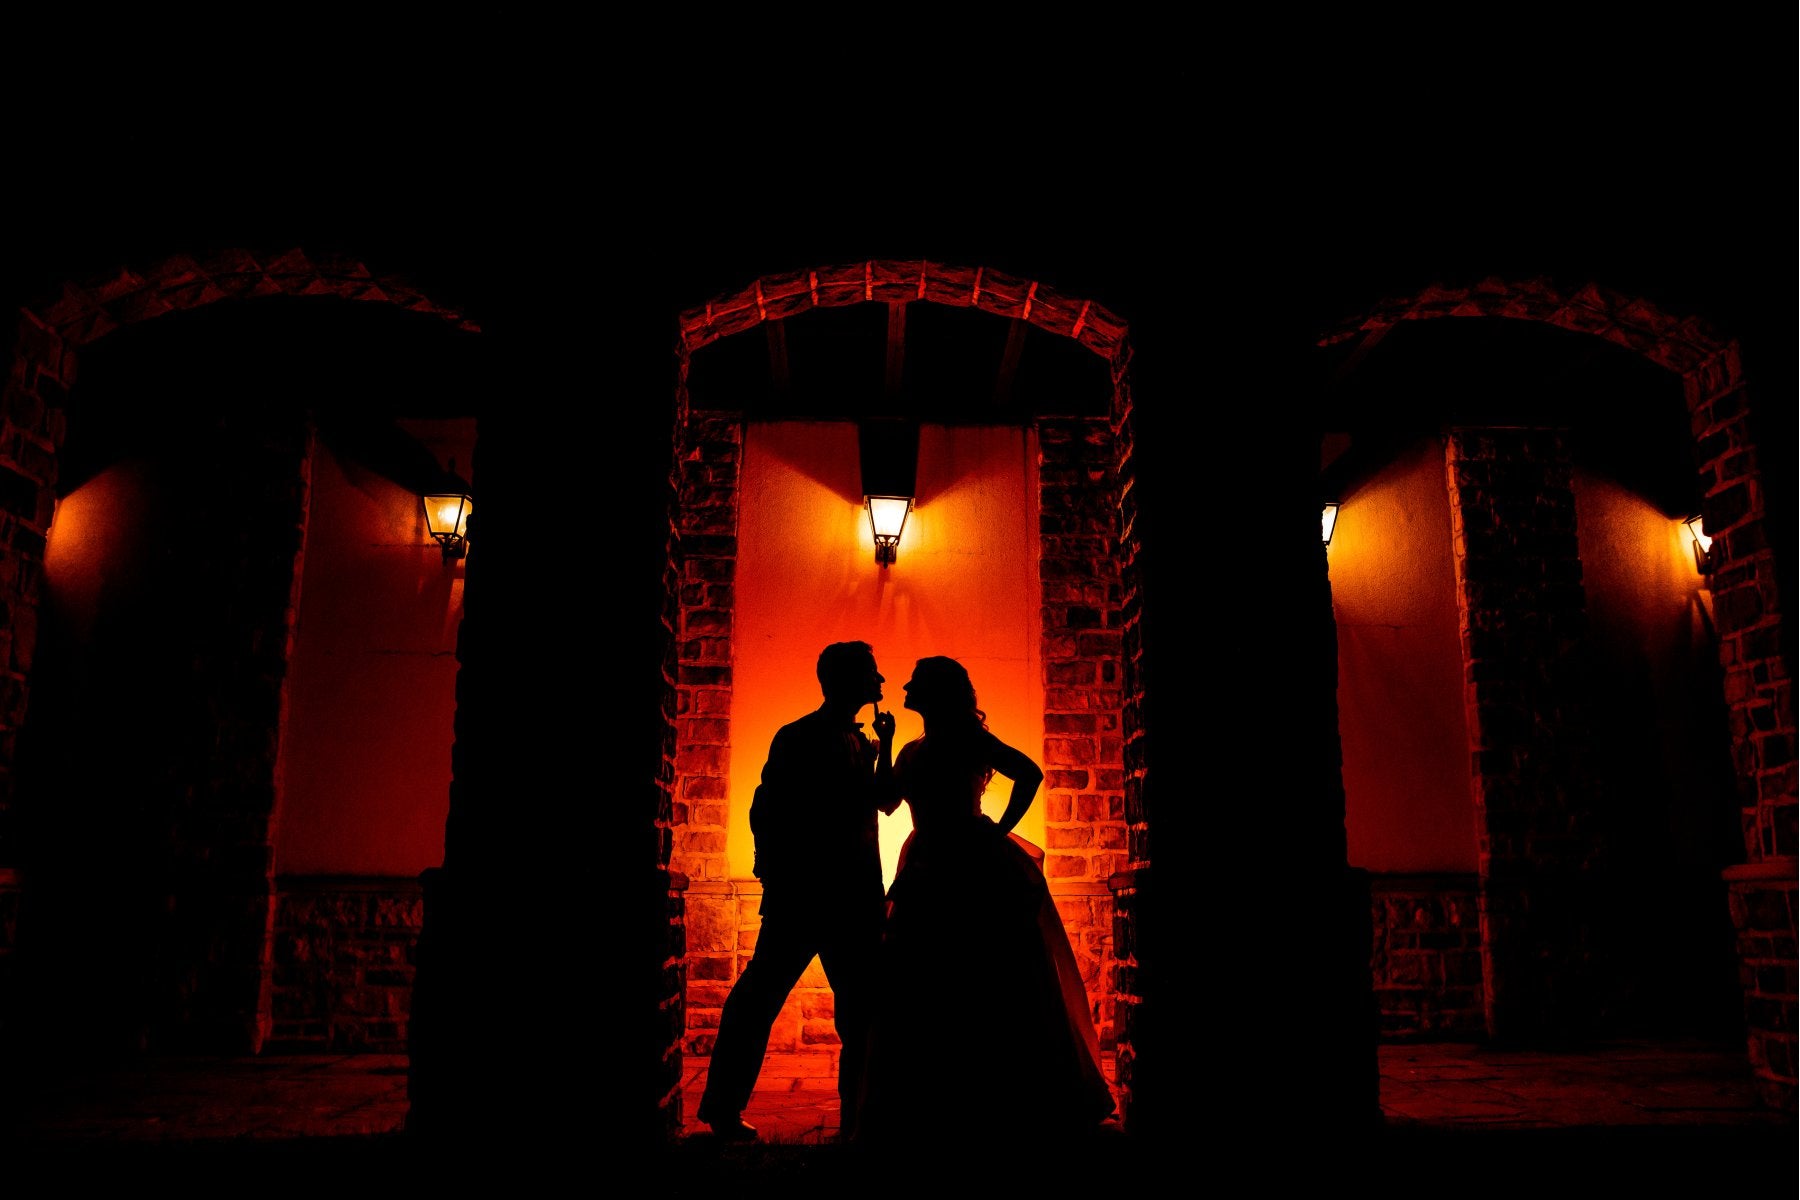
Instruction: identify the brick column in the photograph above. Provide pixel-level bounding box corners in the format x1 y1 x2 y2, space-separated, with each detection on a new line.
0 314 61 1051
672 414 739 888
645 354 701 1133
0 312 65 859
1687 344 1798 1109
1038 417 1126 1051
1445 427 1605 1039
1724 863 1795 1108
1369 874 1485 1038
1103 347 1151 1131
269 876 424 1051
671 413 741 1057
0 866 18 1041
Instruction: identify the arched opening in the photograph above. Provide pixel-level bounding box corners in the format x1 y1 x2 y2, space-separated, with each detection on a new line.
658 260 1144 1138
5 277 480 1073
1318 283 1789 1099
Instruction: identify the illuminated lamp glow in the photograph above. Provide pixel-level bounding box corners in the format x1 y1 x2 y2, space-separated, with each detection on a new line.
1684 512 1713 574
423 493 472 560
1321 501 1340 546
866 494 912 566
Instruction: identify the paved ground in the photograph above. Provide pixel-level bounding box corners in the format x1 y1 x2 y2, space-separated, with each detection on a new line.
1375 1039 1788 1129
3 1039 1791 1190
9 1053 413 1143
671 1038 1793 1143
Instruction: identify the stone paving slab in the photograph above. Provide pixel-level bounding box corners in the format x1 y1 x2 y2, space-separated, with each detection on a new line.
1374 1040 1787 1129
5 1039 1791 1149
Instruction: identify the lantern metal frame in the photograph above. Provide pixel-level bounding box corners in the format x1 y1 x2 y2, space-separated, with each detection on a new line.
1685 512 1713 574
423 492 473 561
865 494 913 567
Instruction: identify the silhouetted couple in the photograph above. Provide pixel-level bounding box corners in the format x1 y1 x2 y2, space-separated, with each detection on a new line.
695 641 1113 1148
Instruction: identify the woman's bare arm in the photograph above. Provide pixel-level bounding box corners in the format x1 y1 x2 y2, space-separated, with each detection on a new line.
872 710 902 815
985 732 1044 837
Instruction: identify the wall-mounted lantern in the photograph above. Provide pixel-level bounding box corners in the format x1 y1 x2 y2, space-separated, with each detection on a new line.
1685 512 1713 574
859 417 919 569
424 492 473 561
1321 501 1340 546
866 495 912 566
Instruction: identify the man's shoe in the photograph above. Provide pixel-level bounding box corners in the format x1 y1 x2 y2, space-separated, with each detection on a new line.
706 1116 758 1142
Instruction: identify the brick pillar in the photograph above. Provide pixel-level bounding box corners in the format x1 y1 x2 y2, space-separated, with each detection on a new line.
268 876 424 1051
671 413 741 1057
645 354 700 1134
0 312 64 863
1369 874 1485 1038
0 314 63 1049
656 869 691 1125
0 866 18 1041
1686 344 1797 1109
1445 427 1605 1040
1037 417 1126 1051
1724 863 1795 1108
1104 348 1152 1132
671 413 739 889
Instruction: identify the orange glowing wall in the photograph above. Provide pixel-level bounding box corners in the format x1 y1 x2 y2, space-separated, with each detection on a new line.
731 421 1043 888
1329 438 1478 872
1571 468 1730 857
272 419 475 875
1333 442 1723 874
41 463 150 649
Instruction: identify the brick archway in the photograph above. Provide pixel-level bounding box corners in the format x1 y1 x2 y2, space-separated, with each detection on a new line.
0 249 478 1053
1322 277 1795 1107
650 258 1158 1128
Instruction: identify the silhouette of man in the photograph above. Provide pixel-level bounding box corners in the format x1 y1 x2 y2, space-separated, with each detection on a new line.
695 640 898 1141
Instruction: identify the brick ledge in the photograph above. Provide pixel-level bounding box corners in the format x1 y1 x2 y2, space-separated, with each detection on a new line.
1723 858 1797 884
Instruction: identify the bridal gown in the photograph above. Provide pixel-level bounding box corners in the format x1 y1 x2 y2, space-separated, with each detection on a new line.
854 732 1115 1144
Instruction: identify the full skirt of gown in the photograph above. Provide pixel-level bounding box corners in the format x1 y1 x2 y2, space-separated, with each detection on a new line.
854 820 1115 1144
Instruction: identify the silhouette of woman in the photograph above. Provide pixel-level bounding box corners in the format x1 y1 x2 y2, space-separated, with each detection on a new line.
854 656 1114 1146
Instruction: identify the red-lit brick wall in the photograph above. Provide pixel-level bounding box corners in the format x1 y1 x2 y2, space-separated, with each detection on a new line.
0 311 65 855
1726 862 1797 1107
1369 875 1484 1038
670 413 740 889
644 344 700 1134
0 867 18 1037
686 881 838 1074
269 877 422 1052
670 408 740 1068
1038 417 1127 1049
1104 340 1152 1132
1685 348 1797 863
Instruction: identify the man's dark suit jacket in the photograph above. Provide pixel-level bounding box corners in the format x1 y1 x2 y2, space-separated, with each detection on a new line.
749 708 885 921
